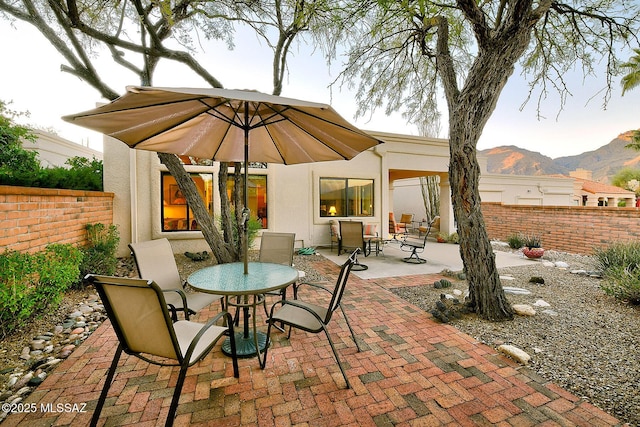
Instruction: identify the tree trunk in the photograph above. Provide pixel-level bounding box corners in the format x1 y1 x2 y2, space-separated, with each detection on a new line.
158 153 235 264
217 162 234 246
448 122 514 321
434 8 537 320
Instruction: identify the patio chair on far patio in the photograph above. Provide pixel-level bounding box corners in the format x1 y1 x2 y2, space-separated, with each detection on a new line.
398 213 414 234
389 212 410 239
129 238 223 321
86 275 238 427
259 232 305 318
263 249 362 389
339 221 368 270
400 219 433 264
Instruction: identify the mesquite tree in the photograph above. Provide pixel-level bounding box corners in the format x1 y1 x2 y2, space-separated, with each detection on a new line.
0 0 324 263
326 0 640 320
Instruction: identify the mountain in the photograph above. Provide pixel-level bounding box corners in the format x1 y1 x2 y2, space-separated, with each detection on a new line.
480 131 640 182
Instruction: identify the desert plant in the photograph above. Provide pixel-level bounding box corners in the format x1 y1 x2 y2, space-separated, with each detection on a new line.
79 223 120 285
436 232 449 243
0 244 82 337
522 234 542 248
507 233 525 249
601 265 640 304
594 242 640 304
594 241 640 273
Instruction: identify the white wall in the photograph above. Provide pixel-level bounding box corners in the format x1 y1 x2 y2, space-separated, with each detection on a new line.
25 130 103 168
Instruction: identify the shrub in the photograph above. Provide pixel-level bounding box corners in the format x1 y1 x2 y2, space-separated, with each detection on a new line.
594 242 640 304
79 223 120 284
507 233 525 249
522 233 542 248
0 244 82 338
593 241 640 273
601 266 640 304
447 232 459 244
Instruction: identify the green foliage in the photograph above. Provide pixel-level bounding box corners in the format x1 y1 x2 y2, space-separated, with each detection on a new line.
436 231 449 241
594 241 640 273
226 214 262 253
447 232 459 244
507 233 525 249
0 244 83 338
433 278 452 289
610 168 640 195
0 100 40 182
522 234 542 248
79 223 120 284
621 48 640 96
601 266 640 304
0 100 103 190
594 242 640 304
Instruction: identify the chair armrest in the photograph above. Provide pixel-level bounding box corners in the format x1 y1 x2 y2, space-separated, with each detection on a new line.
183 310 238 376
293 280 332 299
162 288 189 306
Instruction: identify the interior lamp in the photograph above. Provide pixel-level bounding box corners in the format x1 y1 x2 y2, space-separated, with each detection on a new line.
328 206 337 216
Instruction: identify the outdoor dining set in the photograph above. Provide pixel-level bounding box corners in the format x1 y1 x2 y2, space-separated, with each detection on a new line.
85 234 362 427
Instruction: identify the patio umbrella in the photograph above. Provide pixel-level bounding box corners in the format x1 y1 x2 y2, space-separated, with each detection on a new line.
63 86 382 273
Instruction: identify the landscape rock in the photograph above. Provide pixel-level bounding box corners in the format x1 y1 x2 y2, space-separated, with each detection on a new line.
512 304 536 316
533 299 551 307
503 286 532 295
498 344 531 365
0 294 106 415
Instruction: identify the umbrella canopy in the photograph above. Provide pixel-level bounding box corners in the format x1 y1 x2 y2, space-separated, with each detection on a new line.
63 86 383 273
62 86 381 164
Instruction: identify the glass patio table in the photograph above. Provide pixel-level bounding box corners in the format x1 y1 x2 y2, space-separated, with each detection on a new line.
187 262 298 368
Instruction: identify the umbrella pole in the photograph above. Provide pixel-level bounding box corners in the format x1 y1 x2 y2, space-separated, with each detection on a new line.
243 106 250 275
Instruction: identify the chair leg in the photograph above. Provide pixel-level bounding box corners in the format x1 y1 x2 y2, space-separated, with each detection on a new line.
338 304 362 352
402 247 426 264
167 363 189 426
321 324 352 389
90 344 124 427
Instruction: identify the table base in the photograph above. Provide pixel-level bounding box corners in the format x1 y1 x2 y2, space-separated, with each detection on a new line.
222 331 269 358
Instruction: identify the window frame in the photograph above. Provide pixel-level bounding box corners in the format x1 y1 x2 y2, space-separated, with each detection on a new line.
319 177 375 218
160 172 214 232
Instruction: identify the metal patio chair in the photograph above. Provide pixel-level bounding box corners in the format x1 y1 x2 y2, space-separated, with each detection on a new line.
258 232 304 318
86 274 239 427
400 218 434 263
129 238 223 321
339 220 368 270
263 249 362 389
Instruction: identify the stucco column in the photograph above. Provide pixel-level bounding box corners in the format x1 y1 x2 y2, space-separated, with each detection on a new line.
374 145 391 238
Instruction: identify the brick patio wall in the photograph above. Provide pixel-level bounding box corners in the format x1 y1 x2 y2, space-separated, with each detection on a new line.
482 202 640 255
0 185 114 253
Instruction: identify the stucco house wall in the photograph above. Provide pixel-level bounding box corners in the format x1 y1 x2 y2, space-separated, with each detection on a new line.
103 129 574 257
104 130 458 256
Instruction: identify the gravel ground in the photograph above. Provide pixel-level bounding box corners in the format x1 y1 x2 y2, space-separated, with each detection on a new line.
393 246 640 426
3 248 638 425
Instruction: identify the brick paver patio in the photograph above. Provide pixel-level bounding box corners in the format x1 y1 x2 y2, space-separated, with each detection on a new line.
3 256 620 426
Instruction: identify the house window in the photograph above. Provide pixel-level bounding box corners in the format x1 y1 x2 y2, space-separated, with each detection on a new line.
161 172 213 232
320 178 374 217
226 175 268 228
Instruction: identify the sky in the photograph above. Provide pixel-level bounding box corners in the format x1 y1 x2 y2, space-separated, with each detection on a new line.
1 20 638 159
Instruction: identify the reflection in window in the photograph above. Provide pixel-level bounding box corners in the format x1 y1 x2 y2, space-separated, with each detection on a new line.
320 178 374 217
226 175 268 228
161 173 213 232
